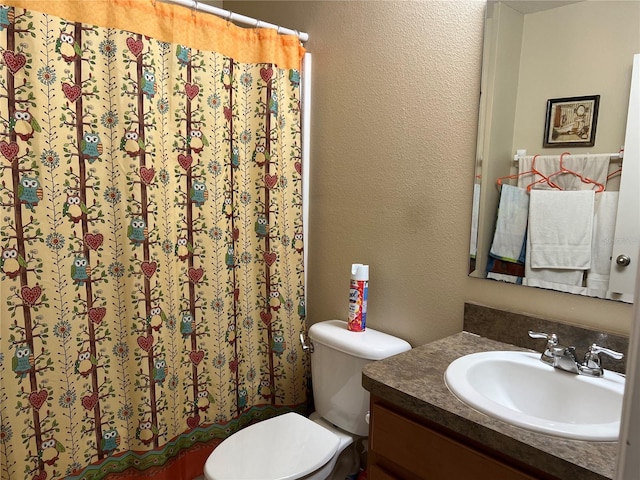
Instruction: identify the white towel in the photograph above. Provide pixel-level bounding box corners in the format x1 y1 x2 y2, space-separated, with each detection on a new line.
517 154 610 191
489 185 529 263
470 183 480 257
524 232 587 293
528 190 595 270
487 272 521 284
587 192 619 298
524 273 587 294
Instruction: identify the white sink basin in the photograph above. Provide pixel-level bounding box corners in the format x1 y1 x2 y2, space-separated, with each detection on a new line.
445 351 625 441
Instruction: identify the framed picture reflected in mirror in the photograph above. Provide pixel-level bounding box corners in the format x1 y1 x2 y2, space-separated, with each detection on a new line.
543 95 600 147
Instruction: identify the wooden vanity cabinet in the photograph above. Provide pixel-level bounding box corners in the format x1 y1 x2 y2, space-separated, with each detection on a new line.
368 396 552 480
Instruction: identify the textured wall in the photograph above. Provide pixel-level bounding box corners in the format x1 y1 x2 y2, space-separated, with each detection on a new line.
223 0 633 345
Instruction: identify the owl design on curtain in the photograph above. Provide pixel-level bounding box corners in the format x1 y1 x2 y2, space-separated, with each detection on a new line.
18 176 42 210
190 181 208 207
1 247 26 279
63 194 88 223
81 132 103 162
12 344 34 379
55 30 81 62
10 109 41 141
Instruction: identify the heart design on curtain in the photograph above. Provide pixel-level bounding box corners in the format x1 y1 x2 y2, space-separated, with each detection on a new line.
229 358 239 373
140 166 155 184
178 154 193 170
141 261 157 279
28 390 48 410
137 335 154 352
260 66 273 83
265 174 278 189
189 350 204 365
126 37 144 57
21 285 42 306
88 307 106 325
186 414 200 429
188 267 203 283
84 233 104 250
260 311 272 326
62 83 82 102
184 83 199 100
3 51 26 74
82 392 98 410
0 141 19 161
263 252 277 266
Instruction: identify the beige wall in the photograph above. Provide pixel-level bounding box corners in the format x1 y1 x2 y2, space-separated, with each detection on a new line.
224 0 633 346
513 1 639 154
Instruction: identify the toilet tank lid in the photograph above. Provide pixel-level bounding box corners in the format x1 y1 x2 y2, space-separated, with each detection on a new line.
308 320 411 360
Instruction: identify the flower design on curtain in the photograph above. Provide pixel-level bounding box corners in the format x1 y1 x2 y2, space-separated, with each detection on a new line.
0 2 307 479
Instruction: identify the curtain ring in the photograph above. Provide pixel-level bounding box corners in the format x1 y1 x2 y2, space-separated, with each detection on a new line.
191 0 198 17
226 11 234 25
255 20 262 29
276 25 282 35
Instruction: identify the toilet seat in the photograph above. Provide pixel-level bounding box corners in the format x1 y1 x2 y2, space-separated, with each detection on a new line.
204 412 340 480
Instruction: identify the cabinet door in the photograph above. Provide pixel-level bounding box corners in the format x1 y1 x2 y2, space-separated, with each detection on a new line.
609 54 640 301
369 403 538 480
368 465 400 480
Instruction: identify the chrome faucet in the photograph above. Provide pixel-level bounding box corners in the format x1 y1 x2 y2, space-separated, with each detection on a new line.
528 331 623 377
579 344 624 377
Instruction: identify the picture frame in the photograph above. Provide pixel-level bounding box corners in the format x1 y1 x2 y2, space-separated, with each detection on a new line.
543 95 600 147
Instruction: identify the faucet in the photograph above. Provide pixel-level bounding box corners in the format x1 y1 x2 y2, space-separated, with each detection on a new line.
578 344 625 377
528 331 623 377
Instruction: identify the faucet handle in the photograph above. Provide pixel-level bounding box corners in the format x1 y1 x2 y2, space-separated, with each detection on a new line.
579 344 624 377
586 344 624 360
528 331 558 345
528 331 559 366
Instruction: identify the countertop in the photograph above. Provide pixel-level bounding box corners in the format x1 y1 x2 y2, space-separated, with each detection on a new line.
362 331 619 480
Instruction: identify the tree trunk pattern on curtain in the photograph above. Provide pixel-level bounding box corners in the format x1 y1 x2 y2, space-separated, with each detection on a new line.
0 2 307 479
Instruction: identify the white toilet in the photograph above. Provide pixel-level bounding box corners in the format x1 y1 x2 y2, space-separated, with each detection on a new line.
204 319 411 480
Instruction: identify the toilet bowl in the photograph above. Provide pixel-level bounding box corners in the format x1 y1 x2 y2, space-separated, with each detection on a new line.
203 320 411 480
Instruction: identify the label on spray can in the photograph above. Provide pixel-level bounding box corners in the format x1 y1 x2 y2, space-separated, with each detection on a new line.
348 279 368 331
348 264 368 332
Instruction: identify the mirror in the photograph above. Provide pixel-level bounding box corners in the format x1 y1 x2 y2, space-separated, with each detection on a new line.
470 0 640 303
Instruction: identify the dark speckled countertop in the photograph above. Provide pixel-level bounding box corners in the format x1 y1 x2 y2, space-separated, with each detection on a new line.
362 331 620 480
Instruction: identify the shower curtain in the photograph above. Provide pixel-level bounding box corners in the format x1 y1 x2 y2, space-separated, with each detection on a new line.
0 1 308 479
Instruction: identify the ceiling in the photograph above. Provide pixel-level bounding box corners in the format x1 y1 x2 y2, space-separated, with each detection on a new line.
501 1 582 14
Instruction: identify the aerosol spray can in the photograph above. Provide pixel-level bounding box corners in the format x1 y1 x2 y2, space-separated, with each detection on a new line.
348 264 369 332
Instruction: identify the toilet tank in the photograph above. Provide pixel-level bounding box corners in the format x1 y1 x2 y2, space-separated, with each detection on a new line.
308 320 411 436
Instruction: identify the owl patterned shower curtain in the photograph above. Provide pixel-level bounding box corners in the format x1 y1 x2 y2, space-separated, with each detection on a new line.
0 1 308 479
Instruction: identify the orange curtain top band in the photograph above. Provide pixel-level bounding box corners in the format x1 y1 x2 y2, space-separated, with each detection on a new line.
4 0 306 70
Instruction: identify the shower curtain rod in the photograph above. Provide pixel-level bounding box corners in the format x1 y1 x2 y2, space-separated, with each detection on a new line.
157 0 309 42
513 149 624 162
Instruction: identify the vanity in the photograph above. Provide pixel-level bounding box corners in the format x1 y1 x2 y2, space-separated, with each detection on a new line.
362 304 629 480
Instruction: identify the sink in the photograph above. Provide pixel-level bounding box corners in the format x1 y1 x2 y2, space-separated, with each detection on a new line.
444 350 625 441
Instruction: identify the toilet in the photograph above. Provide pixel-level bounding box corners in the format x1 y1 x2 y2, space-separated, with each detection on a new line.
204 319 411 480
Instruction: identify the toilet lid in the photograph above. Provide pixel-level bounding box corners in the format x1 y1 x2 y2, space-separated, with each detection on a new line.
204 412 340 480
